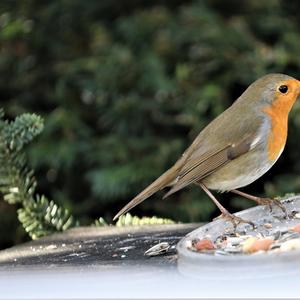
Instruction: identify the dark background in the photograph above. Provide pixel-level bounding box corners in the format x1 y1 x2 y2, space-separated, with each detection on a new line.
0 0 300 249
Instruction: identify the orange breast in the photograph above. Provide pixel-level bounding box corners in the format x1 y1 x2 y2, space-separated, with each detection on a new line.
263 105 288 161
262 81 299 161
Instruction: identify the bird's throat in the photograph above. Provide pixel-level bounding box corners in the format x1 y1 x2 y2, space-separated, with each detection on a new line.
263 98 290 162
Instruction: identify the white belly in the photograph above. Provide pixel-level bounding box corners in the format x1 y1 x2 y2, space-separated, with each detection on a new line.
205 162 273 191
203 145 284 192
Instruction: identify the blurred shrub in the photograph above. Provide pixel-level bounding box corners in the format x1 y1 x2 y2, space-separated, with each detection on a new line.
0 0 300 248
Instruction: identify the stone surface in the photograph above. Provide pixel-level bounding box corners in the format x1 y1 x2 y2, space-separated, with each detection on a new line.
0 223 199 268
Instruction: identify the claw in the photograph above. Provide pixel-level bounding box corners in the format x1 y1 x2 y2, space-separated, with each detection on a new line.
215 212 256 230
231 190 288 219
273 199 288 218
256 198 288 218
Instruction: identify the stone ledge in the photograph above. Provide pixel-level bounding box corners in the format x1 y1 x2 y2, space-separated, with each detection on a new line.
0 223 199 268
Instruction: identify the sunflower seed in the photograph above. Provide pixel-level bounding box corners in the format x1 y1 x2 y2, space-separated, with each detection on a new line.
144 242 170 256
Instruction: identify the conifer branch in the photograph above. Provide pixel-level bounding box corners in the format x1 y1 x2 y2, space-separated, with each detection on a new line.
0 110 78 239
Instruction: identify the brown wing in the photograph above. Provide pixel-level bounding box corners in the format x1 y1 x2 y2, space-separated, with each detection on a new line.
163 135 255 198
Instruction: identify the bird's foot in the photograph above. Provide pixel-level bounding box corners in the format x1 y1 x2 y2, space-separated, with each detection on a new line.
214 211 255 230
255 197 288 218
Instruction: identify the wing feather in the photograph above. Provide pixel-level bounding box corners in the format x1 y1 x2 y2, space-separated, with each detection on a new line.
163 134 255 198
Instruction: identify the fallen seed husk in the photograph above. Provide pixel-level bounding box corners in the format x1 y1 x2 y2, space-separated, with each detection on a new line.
144 242 170 256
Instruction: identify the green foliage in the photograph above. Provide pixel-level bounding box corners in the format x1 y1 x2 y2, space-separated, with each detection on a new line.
115 213 174 227
94 213 174 226
0 111 43 206
94 217 108 227
17 195 77 240
0 0 300 248
2 113 44 152
0 111 78 239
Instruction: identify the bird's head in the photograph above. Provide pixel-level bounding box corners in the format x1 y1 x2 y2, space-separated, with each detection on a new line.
242 73 300 114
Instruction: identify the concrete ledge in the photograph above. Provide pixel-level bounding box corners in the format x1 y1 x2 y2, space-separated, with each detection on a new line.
0 223 199 268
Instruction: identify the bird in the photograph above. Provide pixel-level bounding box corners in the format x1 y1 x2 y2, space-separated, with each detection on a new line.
113 73 300 227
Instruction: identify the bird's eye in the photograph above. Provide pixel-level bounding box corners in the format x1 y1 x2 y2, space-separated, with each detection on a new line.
278 85 288 94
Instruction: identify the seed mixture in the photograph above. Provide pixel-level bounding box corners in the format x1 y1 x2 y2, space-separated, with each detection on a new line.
187 199 300 255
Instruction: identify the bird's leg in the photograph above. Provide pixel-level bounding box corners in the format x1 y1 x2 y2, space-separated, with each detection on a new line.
197 182 255 230
231 189 287 218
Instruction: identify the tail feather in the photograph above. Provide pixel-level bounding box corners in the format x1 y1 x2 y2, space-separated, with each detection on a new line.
113 165 179 221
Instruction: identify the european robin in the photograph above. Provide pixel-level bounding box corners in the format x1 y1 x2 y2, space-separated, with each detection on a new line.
114 74 300 227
